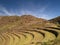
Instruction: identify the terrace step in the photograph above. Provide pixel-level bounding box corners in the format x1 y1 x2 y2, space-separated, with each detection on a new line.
37 30 56 42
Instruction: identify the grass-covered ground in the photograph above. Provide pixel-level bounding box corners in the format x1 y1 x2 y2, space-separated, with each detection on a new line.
0 25 60 45
0 15 60 45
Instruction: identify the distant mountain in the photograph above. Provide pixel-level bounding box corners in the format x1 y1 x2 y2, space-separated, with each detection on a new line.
49 16 60 24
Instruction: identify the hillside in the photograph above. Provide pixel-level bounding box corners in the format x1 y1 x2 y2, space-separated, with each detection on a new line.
0 15 56 30
0 15 60 45
49 16 60 24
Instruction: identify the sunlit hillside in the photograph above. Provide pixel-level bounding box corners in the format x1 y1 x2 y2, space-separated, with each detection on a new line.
0 15 60 45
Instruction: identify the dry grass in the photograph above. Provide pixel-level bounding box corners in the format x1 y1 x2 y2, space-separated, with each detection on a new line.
0 15 60 45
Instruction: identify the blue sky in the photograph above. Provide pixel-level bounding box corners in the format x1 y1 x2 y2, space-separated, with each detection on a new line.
0 0 60 19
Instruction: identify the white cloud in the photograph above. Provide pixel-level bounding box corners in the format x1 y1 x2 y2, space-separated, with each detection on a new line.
0 6 11 15
0 13 4 15
19 9 50 19
0 6 17 16
39 6 47 13
20 9 34 15
37 14 51 19
0 5 50 19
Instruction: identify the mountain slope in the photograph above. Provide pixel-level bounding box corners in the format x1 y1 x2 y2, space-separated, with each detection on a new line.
0 15 60 45
49 16 60 24
0 15 56 30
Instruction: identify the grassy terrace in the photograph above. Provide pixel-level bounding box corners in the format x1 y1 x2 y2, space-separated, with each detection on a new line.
0 25 60 45
0 16 60 45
